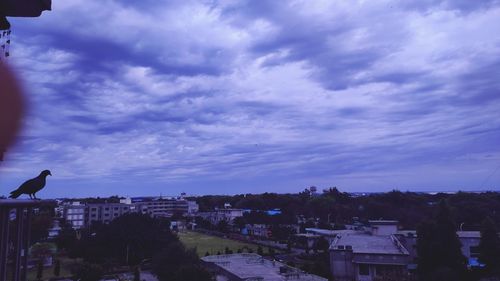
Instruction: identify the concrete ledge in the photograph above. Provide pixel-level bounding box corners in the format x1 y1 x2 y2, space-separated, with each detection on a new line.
0 199 56 208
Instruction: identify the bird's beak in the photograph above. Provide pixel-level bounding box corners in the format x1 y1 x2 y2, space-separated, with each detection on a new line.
49 172 52 176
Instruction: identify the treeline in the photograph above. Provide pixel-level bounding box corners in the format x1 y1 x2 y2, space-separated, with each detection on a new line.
193 188 500 230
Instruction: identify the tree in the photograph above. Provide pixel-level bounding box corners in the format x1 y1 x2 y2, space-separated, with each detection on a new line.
134 266 141 281
416 200 466 281
152 242 211 281
30 209 54 243
31 242 55 261
36 259 43 281
216 220 228 233
78 213 176 265
314 237 330 253
479 217 500 274
55 219 77 251
54 259 61 277
70 262 104 281
268 247 275 256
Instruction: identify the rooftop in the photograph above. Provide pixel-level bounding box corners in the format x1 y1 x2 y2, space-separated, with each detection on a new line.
368 220 399 225
305 228 359 236
202 253 327 281
331 234 409 255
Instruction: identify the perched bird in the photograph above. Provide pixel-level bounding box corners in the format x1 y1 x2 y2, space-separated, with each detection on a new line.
9 170 52 199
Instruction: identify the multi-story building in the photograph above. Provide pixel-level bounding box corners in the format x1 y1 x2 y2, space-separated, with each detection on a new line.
86 202 144 226
141 198 197 218
62 202 86 229
59 197 198 229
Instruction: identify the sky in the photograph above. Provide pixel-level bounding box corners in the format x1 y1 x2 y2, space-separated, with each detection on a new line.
1 0 500 198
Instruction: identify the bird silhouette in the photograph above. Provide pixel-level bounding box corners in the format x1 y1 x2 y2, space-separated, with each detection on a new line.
9 170 51 199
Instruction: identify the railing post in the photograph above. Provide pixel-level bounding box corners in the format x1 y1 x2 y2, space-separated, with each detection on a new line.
21 208 31 281
12 207 24 281
0 207 11 281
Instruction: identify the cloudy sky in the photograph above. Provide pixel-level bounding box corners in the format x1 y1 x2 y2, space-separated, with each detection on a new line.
1 0 500 198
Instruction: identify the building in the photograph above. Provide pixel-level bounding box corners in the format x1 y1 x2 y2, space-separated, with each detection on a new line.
187 200 199 214
141 198 198 218
368 220 398 236
87 202 143 225
59 197 199 229
62 202 86 229
202 253 328 281
198 208 244 225
326 220 484 281
330 233 410 281
245 224 271 238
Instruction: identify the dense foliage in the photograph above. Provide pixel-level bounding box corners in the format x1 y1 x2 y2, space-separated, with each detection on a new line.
417 200 467 281
479 217 500 275
59 213 211 281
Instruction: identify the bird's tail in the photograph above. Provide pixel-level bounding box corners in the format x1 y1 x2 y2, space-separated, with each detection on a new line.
9 190 21 199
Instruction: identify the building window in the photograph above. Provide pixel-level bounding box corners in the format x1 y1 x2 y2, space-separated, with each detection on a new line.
359 264 369 276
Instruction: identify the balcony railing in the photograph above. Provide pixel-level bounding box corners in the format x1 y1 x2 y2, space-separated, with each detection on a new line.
0 199 56 281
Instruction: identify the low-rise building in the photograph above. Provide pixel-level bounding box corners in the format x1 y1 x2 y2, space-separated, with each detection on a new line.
202 253 328 281
330 233 410 281
327 220 484 281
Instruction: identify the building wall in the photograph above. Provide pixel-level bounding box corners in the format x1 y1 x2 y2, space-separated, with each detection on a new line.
63 204 86 229
330 249 355 281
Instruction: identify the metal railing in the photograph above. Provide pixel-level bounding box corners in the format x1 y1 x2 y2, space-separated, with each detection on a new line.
0 199 56 281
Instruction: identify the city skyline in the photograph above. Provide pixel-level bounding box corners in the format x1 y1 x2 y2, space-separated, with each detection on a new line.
1 0 500 198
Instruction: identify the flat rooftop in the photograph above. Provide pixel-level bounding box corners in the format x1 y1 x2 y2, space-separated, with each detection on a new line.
331 234 409 255
202 253 327 281
305 228 359 236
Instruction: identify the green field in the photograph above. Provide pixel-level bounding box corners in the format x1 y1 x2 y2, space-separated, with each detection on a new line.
178 231 260 257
